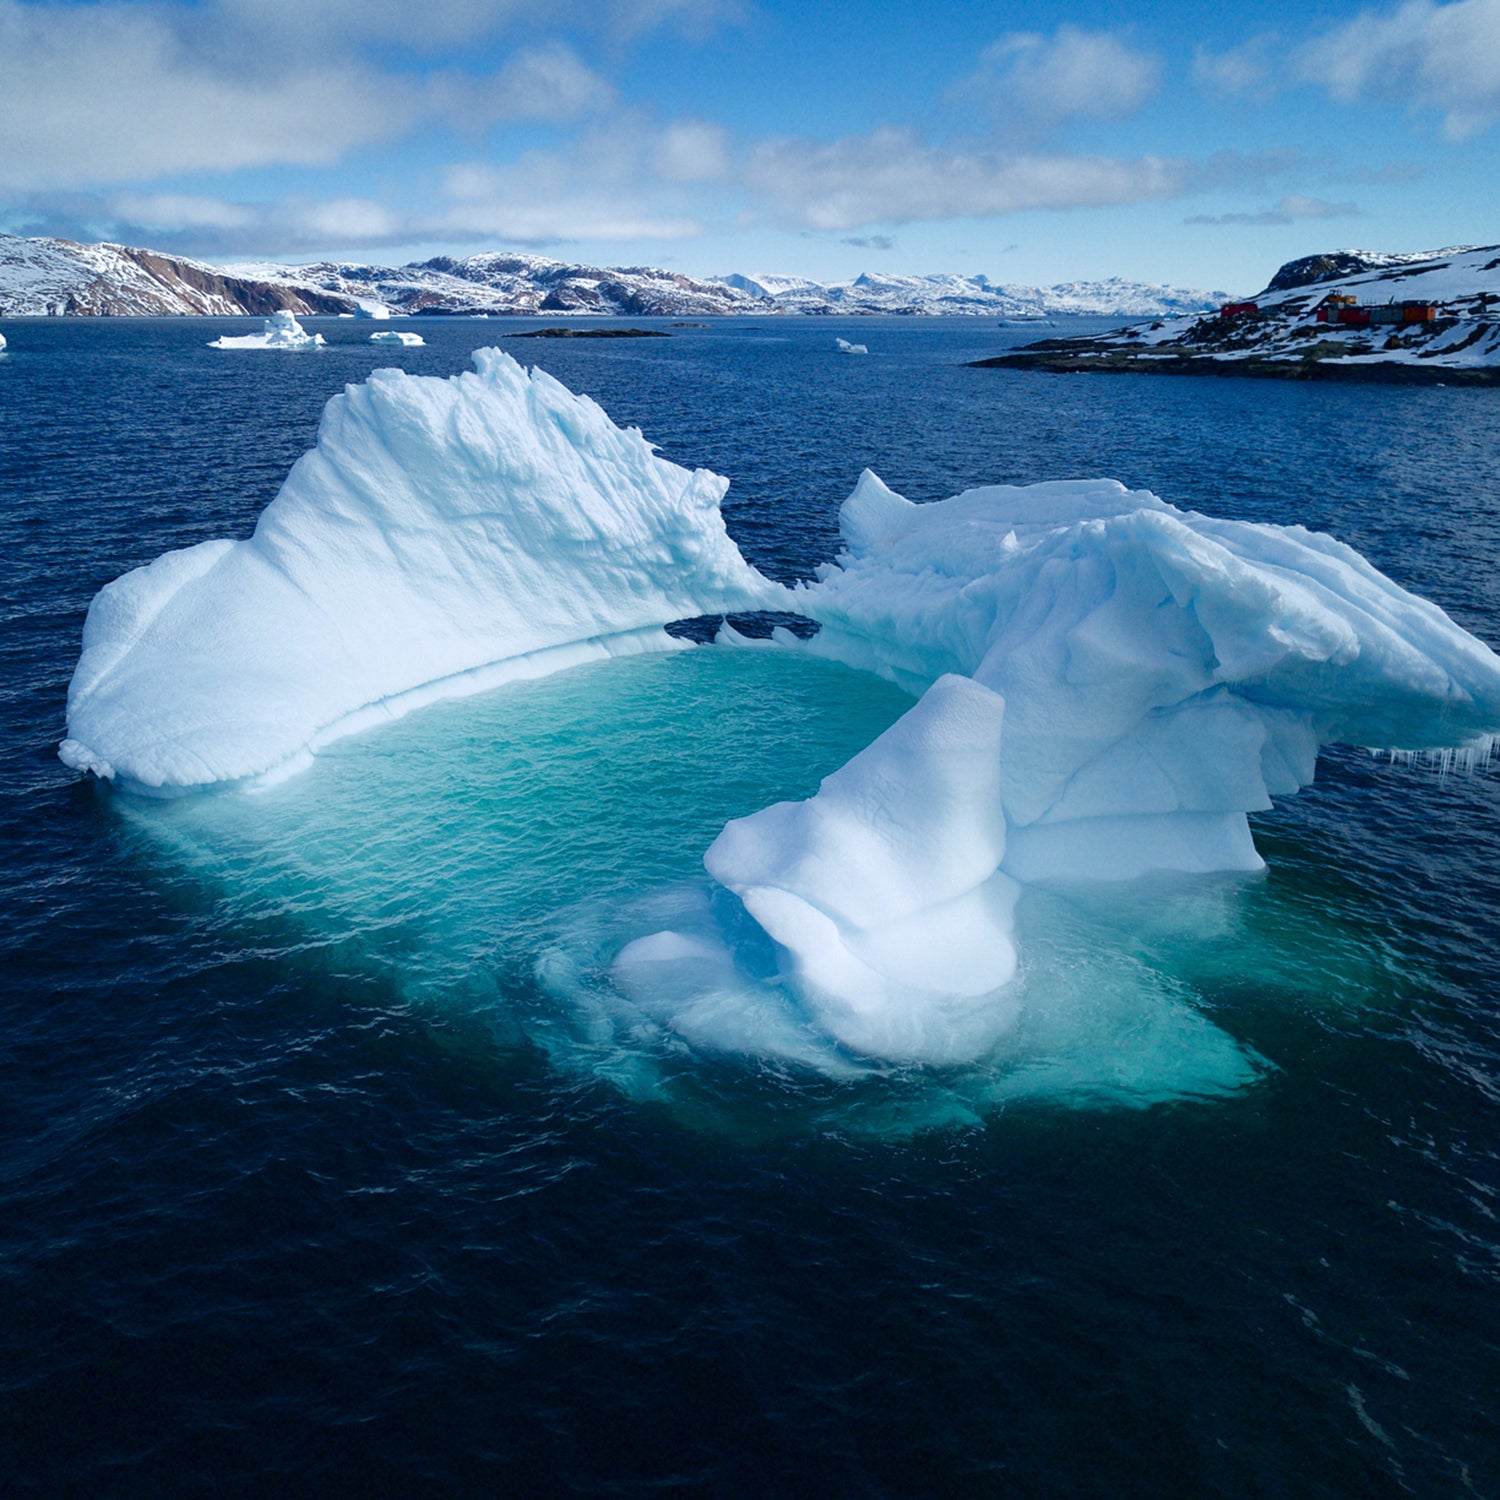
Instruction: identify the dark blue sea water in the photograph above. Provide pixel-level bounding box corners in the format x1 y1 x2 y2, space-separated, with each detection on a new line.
3 315 1499 1496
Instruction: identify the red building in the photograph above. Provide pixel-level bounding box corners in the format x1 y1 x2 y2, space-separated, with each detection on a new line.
1218 301 1259 318
1316 294 1438 326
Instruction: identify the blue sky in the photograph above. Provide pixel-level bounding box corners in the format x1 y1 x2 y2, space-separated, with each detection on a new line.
1 0 1496 292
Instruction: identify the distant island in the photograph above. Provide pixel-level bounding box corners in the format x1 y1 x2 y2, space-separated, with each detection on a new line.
975 245 1500 385
0 233 1224 321
505 327 671 339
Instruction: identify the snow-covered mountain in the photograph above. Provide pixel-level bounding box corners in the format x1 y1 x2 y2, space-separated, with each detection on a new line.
222 251 760 318
715 270 1228 318
0 234 1225 320
980 244 1500 382
0 236 350 316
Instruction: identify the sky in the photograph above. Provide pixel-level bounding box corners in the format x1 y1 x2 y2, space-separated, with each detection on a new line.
1 0 1497 293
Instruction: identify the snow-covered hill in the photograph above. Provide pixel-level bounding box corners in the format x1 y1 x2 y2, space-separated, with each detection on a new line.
981 245 1500 383
0 234 1225 320
713 269 1226 318
0 236 348 316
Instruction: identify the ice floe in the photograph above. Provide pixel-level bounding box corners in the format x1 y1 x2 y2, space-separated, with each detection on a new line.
835 337 868 355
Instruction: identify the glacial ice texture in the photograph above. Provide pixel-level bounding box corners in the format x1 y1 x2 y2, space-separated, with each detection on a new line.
632 471 1500 1062
61 350 786 788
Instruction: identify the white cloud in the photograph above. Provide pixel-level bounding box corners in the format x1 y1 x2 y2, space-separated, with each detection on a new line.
465 44 617 122
1298 0 1500 138
1192 36 1280 100
651 122 732 182
107 192 259 232
437 123 712 242
0 2 420 189
744 127 1189 231
952 25 1162 129
202 0 740 52
1185 194 1360 226
0 0 711 190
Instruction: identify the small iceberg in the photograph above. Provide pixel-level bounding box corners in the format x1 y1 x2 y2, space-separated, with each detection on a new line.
354 301 391 320
209 310 325 351
370 331 424 347
0 332 7 352
835 337 868 355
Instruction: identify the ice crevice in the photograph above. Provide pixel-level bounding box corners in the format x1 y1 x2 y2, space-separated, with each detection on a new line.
61 350 1500 1068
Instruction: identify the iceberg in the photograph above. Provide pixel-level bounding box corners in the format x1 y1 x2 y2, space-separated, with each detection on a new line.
209 309 325 350
61 350 788 789
60 350 1500 1070
370 330 424 347
835 337 868 355
0 332 7 351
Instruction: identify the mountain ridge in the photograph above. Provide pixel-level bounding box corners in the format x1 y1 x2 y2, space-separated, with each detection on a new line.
0 234 1225 319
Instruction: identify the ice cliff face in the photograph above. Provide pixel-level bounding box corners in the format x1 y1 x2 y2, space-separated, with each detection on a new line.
60 354 1500 1063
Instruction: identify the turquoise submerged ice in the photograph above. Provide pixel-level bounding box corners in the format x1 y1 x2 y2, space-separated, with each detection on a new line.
61 350 1500 1078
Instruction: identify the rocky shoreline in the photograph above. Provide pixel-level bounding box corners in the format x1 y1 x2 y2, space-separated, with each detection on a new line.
973 344 1500 385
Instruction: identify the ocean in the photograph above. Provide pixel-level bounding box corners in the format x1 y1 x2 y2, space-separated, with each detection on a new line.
3 314 1499 1496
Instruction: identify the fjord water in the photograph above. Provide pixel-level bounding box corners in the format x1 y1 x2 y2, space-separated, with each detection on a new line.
4 316 1499 1494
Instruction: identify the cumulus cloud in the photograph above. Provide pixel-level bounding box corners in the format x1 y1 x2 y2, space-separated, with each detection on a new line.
0 0 708 190
744 128 1189 231
477 44 618 121
650 122 732 183
2 187 419 258
1185 194 1360 226
1192 36 1281 99
951 25 1162 129
1298 0 1500 138
437 122 714 242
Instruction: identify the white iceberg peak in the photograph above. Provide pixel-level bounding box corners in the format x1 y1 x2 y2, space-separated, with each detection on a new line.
61 349 787 789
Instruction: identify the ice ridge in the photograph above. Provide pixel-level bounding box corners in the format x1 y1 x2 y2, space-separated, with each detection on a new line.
61 349 788 789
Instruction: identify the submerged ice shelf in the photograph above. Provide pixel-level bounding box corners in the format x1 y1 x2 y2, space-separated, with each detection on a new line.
61 349 1500 1076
